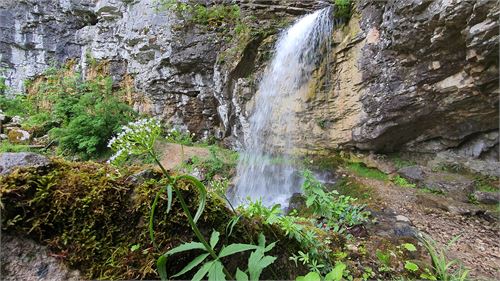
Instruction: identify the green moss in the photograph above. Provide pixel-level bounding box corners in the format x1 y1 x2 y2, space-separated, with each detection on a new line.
346 162 388 181
0 159 305 280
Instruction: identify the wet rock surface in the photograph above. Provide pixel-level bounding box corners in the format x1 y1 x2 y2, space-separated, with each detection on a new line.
1 0 497 159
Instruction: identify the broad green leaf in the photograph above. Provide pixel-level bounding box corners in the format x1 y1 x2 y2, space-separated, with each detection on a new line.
176 175 207 223
157 255 168 281
264 241 276 253
172 253 210 277
258 233 265 247
325 262 346 281
207 261 226 281
219 244 258 258
404 261 419 272
210 231 220 249
236 268 249 281
164 241 205 256
297 272 321 281
248 249 277 281
192 261 214 281
402 243 417 252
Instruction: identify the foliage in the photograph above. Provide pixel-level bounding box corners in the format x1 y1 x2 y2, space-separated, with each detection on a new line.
392 175 416 188
165 126 195 145
346 162 388 181
0 141 31 153
419 234 470 281
296 262 346 281
474 176 498 192
108 118 282 280
9 67 135 159
302 170 370 228
0 94 29 117
0 75 7 94
333 0 352 19
157 231 276 281
180 145 238 181
2 157 303 280
158 0 241 27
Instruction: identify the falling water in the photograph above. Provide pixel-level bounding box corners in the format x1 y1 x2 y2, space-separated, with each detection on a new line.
230 8 334 207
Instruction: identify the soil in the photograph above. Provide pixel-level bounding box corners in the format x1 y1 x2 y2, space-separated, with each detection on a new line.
158 142 210 170
348 173 500 280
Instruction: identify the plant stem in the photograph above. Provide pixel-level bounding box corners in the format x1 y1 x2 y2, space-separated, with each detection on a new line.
150 151 235 280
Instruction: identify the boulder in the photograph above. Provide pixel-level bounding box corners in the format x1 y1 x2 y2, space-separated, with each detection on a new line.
398 166 427 183
473 191 500 205
7 128 30 144
0 152 51 175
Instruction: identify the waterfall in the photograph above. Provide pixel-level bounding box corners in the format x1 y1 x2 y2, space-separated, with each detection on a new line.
230 8 334 207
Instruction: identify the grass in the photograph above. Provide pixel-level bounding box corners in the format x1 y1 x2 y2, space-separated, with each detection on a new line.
346 162 388 181
420 187 445 195
0 141 32 153
474 176 498 192
392 175 416 188
419 234 470 281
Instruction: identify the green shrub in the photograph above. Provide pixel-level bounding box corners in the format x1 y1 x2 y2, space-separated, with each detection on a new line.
333 0 352 19
158 0 240 26
22 68 135 159
0 94 30 117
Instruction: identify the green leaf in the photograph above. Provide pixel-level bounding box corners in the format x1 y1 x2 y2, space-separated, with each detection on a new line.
325 262 346 281
226 215 241 237
210 231 220 249
404 261 419 272
248 248 277 281
130 244 140 252
219 244 258 258
176 175 207 223
298 272 321 281
258 233 266 247
402 243 417 252
164 241 205 256
157 255 168 281
172 253 210 277
193 261 214 281
420 272 437 280
149 186 167 247
207 261 226 281
236 268 249 281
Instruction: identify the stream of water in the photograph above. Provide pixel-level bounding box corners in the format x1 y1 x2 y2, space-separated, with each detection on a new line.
230 8 334 208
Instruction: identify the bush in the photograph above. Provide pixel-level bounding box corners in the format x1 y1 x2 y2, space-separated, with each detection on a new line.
21 67 135 159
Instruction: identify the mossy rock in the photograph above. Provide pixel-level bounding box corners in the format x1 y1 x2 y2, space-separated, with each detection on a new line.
0 158 308 280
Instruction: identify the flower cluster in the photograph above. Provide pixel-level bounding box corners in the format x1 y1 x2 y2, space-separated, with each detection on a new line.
107 118 162 165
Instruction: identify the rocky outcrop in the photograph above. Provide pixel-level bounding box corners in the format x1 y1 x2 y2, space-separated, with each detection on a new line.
0 152 50 175
283 0 499 158
1 0 498 160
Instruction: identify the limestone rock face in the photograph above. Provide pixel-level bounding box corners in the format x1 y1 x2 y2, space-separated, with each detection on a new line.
1 0 498 159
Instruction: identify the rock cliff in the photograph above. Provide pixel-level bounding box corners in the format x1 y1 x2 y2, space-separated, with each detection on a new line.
1 0 498 160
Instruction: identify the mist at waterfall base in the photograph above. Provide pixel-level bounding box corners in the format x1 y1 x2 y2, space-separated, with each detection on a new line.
229 8 334 208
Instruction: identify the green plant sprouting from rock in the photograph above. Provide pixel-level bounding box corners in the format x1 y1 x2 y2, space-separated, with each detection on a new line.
108 118 278 280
